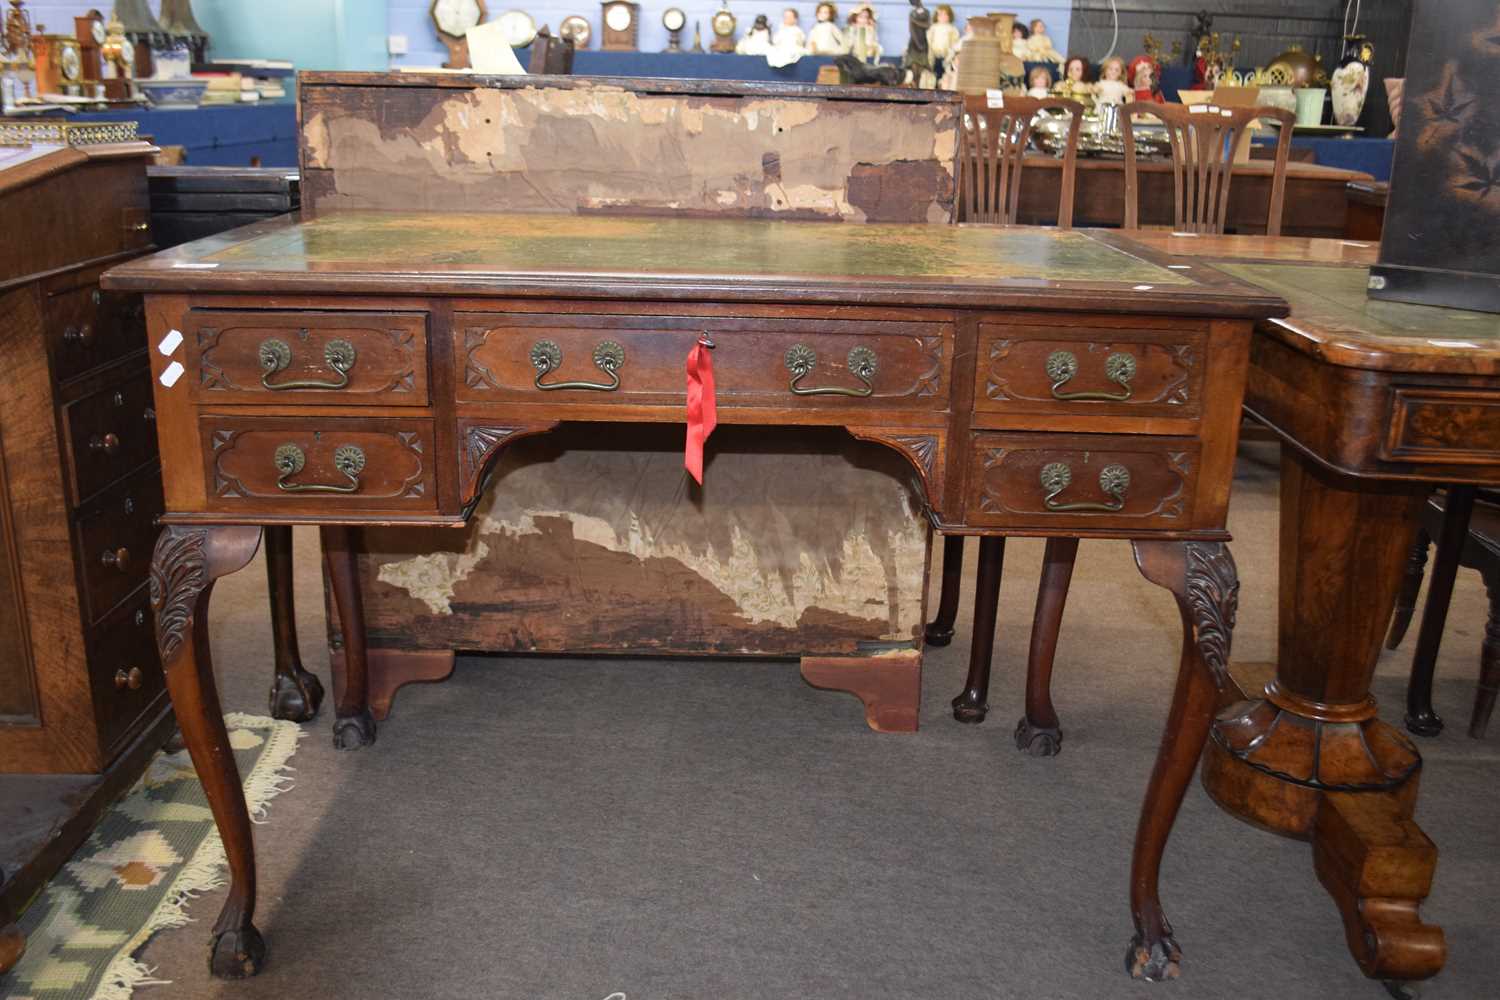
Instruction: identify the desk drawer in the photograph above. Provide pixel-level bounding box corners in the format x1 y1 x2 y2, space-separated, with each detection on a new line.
62 367 158 504
86 585 165 757
74 462 164 626
975 321 1204 421
43 274 147 384
966 432 1198 530
184 310 429 406
203 417 436 511
457 313 950 408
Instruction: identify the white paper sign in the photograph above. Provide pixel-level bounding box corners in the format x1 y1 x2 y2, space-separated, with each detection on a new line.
159 360 185 388
157 329 183 356
467 21 528 75
985 89 1004 109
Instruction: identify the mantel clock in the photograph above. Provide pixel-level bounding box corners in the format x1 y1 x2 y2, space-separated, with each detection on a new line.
599 1 638 51
31 31 81 95
710 3 736 53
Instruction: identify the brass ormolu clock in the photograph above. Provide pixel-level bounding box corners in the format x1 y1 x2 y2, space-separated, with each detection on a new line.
32 30 82 95
431 0 486 69
710 3 736 54
599 1 638 52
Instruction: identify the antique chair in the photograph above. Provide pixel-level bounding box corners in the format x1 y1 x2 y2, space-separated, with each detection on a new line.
930 103 1298 755
956 93 1083 225
1386 488 1500 739
1121 101 1297 234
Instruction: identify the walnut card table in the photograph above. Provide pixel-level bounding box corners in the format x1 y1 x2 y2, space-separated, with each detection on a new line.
102 213 1284 981
1124 231 1500 989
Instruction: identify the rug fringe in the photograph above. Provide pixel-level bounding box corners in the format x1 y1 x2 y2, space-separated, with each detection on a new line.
94 715 304 999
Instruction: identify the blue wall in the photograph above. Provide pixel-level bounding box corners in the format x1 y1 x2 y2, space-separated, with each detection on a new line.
28 1 1073 72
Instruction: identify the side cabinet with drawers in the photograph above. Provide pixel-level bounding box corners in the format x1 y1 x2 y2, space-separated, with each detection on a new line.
0 141 163 777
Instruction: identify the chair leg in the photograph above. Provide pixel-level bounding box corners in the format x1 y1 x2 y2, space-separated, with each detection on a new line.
1470 567 1500 740
925 534 965 647
1386 526 1432 650
951 536 1005 724
1405 487 1477 738
1015 537 1079 757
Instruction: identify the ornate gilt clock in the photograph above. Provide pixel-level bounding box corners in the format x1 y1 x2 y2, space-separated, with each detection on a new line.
32 31 82 95
710 3 736 54
558 15 590 49
599 1 637 52
431 0 486 69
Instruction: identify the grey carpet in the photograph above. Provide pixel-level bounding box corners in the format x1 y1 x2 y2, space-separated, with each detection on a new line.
127 441 1500 1000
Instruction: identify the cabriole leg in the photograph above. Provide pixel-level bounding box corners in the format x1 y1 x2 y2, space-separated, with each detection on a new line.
951 536 1005 724
265 525 324 722
322 525 376 750
150 525 265 978
1015 537 1079 757
1125 540 1239 981
925 534 965 647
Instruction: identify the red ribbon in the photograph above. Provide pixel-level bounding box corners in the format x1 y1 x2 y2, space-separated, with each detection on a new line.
685 336 717 484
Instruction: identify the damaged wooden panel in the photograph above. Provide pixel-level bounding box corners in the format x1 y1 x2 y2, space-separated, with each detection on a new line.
298 72 958 223
327 425 931 657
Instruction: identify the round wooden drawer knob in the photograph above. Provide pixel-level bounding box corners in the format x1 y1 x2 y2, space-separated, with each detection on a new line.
101 547 130 571
89 433 120 455
114 667 143 690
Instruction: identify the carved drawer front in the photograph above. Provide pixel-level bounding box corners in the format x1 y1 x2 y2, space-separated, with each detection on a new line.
203 418 437 511
43 274 147 384
1382 387 1500 466
457 313 950 408
62 368 158 504
966 433 1199 530
86 585 165 757
185 310 429 405
974 322 1204 421
75 462 163 627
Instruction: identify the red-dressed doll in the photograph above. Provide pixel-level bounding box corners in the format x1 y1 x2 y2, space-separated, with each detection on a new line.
1128 55 1164 103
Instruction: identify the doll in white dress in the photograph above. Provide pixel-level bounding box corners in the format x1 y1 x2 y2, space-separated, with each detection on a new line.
1024 18 1065 66
736 14 773 55
1027 65 1054 99
846 5 881 64
807 2 845 56
1094 56 1133 106
768 8 806 66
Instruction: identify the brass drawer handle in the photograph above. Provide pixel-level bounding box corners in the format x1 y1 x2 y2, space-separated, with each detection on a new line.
114 667 143 690
259 336 357 391
1040 462 1131 513
785 344 878 397
1046 350 1137 402
274 443 366 494
89 432 120 455
530 339 624 391
101 546 130 571
64 323 94 346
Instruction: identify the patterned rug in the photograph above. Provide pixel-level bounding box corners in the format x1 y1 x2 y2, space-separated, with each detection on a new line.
0 714 303 1000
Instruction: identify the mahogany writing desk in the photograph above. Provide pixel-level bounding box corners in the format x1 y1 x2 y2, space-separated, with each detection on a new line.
1124 232 1500 989
102 213 1284 981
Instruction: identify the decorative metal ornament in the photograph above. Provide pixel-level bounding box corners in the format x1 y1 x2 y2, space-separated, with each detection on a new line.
1040 461 1131 512
784 343 879 397
530 339 625 391
274 443 367 493
1046 349 1137 402
258 337 357 391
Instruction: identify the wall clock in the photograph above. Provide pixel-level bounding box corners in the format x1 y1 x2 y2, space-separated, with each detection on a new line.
431 0 487 68
559 15 591 49
710 3 736 53
599 1 637 51
495 9 536 48
662 7 685 52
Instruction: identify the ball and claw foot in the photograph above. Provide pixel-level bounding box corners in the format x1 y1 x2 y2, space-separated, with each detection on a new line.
951 691 988 724
1403 711 1443 739
209 924 266 979
268 669 325 723
924 622 955 647
332 708 377 751
1126 934 1181 982
1014 717 1063 757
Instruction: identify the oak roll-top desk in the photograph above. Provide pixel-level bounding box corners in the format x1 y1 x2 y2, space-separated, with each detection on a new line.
101 75 1287 982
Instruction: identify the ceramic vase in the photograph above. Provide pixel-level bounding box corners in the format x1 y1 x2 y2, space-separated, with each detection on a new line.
1331 34 1374 126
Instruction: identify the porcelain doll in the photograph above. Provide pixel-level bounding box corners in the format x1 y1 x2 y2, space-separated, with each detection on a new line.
846 5 880 64
1010 20 1028 59
1024 18 1064 66
1053 55 1094 110
807 2 845 56
1129 54 1164 103
926 4 959 78
736 14 773 55
768 8 806 66
1094 55 1131 105
1027 64 1053 99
